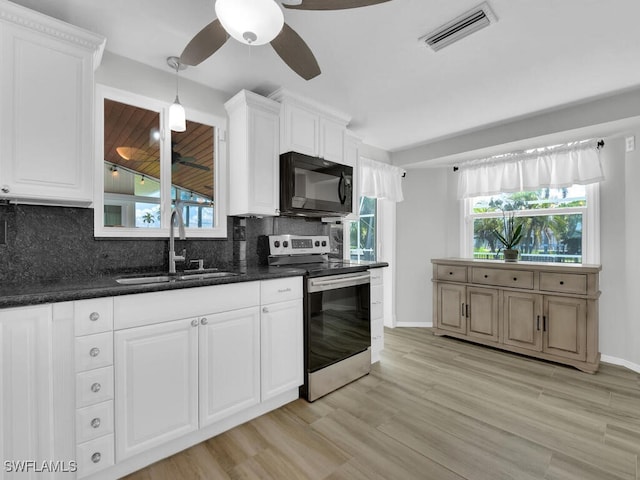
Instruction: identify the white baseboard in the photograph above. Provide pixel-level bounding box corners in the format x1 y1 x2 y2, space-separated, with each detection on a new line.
394 322 432 328
601 354 640 373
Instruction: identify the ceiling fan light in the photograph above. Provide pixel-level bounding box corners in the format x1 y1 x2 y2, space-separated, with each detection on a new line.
169 96 186 132
215 0 284 46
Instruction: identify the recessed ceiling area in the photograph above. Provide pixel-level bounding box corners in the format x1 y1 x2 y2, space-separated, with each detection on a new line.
10 0 640 152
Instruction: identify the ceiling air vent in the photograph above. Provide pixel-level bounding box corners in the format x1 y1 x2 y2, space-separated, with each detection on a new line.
419 2 497 52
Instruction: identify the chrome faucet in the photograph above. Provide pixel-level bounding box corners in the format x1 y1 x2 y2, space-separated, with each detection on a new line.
169 206 186 274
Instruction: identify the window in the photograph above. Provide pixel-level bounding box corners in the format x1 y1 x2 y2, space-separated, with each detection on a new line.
349 196 377 261
95 86 226 238
464 184 599 263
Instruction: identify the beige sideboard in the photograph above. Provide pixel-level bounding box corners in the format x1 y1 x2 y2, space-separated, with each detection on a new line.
431 258 601 373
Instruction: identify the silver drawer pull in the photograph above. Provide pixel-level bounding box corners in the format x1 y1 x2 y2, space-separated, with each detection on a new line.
191 319 199 327
262 307 269 313
89 347 100 357
89 312 100 321
91 382 101 393
91 417 101 429
200 317 208 325
277 288 291 293
91 452 101 464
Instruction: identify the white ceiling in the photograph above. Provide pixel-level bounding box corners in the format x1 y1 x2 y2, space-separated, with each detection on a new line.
9 0 640 152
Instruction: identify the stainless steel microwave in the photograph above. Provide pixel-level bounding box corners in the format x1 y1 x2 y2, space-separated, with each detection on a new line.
280 152 353 217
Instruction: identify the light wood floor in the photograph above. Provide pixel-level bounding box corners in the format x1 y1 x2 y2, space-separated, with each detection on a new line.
125 328 640 480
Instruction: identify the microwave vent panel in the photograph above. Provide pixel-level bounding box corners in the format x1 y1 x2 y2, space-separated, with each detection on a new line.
419 2 498 52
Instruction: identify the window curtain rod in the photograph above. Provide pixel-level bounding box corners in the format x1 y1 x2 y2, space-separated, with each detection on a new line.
452 139 604 172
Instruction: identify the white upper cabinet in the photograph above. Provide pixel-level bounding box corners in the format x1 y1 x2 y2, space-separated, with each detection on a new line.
225 90 280 216
0 1 105 206
270 88 350 164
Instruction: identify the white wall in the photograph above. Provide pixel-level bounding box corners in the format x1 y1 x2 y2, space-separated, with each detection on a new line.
392 88 640 371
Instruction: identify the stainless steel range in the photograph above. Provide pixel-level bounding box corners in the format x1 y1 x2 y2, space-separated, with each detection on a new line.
267 235 371 401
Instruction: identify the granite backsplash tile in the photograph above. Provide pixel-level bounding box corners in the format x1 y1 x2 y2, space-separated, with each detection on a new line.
0 204 328 284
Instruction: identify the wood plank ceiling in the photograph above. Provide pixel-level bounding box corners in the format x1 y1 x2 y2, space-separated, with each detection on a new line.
104 99 214 199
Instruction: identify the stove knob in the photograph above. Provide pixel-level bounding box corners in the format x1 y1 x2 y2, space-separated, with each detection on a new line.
315 241 320 247
283 241 289 248
321 241 327 247
274 241 280 248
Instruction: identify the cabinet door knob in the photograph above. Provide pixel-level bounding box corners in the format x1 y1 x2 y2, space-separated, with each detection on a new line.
91 417 101 429
191 319 199 327
89 312 100 321
449 272 453 275
89 347 100 357
262 307 269 313
560 281 565 285
91 452 101 464
484 274 488 278
200 317 208 325
1 186 9 194
513 277 517 281
91 382 101 393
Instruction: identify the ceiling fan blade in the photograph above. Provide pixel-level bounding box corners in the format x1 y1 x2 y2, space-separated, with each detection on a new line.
283 0 391 10
271 23 321 80
180 19 229 66
179 161 210 171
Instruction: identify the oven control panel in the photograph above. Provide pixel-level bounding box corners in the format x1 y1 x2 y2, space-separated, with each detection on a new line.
268 235 330 256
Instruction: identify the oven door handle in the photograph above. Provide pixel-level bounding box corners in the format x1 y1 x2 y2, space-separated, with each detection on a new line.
308 273 370 292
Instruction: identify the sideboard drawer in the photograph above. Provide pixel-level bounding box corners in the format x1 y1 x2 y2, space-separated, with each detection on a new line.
76 433 114 478
75 332 113 372
76 366 114 408
540 272 587 294
76 400 114 444
436 265 467 282
472 267 534 289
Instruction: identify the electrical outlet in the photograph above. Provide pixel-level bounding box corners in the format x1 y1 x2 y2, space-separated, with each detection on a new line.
625 135 635 153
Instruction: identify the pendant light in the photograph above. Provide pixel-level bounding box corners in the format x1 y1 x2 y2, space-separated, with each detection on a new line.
167 56 186 132
215 0 284 45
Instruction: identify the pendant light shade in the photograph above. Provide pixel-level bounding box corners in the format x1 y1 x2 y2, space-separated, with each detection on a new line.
167 56 187 132
215 0 284 45
169 96 186 132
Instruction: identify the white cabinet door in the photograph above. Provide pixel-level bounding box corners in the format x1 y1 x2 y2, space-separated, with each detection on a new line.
319 117 345 163
281 103 319 156
370 268 385 363
115 318 199 461
199 307 261 427
0 3 103 205
225 90 280 216
261 299 303 401
0 305 55 478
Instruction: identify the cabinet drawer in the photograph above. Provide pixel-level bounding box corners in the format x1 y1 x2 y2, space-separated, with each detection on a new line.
76 400 114 444
371 285 384 320
472 267 533 289
76 434 114 478
540 272 587 294
370 268 384 285
76 366 113 408
75 332 113 372
437 265 467 282
75 298 113 336
261 277 303 304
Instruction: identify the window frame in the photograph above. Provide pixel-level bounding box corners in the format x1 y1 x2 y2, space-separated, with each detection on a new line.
461 183 600 264
94 84 227 238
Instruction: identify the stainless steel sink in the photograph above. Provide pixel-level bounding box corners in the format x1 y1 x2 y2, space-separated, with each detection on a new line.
115 275 174 285
177 272 238 280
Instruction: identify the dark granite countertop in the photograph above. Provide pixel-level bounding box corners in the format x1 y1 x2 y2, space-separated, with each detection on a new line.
0 265 307 309
0 261 389 309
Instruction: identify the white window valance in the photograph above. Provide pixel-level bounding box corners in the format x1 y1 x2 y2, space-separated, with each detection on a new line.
458 140 604 199
359 158 406 202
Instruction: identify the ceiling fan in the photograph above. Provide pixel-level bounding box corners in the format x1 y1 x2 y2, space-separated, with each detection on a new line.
179 0 392 80
171 143 210 172
115 144 210 172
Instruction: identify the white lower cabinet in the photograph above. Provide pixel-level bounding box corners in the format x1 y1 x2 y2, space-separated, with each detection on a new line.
261 299 303 401
370 268 385 362
0 305 56 479
199 307 261 426
114 318 199 461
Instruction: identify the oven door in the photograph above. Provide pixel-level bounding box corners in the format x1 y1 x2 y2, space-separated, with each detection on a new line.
306 272 370 373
